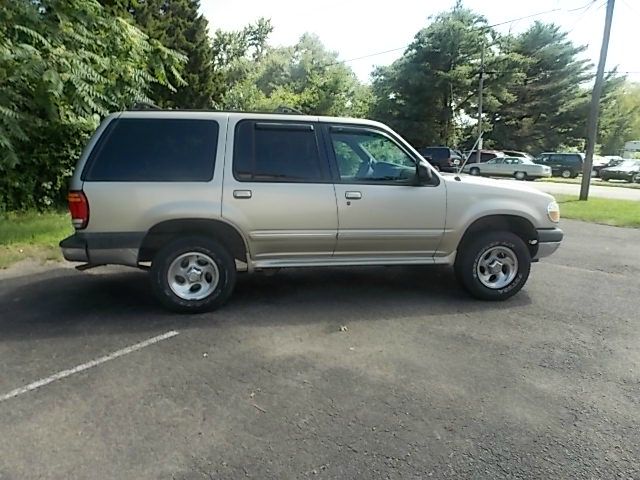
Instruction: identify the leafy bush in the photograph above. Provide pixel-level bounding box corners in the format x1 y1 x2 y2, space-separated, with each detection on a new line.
0 0 185 210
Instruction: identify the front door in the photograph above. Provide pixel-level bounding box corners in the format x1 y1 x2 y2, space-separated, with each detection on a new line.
325 125 446 261
222 118 338 263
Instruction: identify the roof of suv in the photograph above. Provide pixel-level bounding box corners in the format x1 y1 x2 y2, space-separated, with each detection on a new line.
117 109 389 129
540 152 585 157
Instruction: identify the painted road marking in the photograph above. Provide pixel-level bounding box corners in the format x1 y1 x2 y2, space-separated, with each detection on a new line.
0 330 180 403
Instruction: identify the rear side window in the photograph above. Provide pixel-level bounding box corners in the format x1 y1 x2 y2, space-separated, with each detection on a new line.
233 121 324 182
84 118 219 182
422 148 447 160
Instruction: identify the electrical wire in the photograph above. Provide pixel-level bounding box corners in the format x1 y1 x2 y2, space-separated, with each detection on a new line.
327 0 600 67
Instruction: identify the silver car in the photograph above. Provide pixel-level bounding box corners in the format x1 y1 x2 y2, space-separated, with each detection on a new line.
60 110 563 312
463 157 552 180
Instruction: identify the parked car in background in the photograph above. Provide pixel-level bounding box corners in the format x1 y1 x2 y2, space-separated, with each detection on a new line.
418 146 462 172
502 150 534 160
462 157 552 180
593 156 624 177
535 152 584 178
600 159 640 183
464 149 506 163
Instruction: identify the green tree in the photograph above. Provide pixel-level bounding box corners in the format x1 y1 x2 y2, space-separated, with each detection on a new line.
370 5 519 148
222 33 371 117
0 0 185 210
486 22 592 153
210 17 273 107
598 80 640 155
128 0 215 108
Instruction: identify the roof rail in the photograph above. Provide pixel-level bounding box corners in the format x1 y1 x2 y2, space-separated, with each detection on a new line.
274 105 303 114
131 101 161 111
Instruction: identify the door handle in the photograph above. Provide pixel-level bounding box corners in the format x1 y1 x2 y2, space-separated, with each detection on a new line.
345 191 362 200
233 190 252 199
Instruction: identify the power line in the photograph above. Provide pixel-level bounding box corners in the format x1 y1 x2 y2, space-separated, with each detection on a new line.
566 0 605 35
620 0 640 16
328 1 599 67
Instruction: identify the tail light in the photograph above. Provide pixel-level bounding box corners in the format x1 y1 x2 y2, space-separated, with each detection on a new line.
67 191 89 229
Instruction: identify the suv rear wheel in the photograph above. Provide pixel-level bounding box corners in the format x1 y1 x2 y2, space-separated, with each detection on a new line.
561 169 572 179
150 237 236 313
455 231 531 301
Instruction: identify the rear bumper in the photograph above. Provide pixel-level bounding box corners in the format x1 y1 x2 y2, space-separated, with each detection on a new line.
59 234 89 262
533 227 563 260
60 232 144 267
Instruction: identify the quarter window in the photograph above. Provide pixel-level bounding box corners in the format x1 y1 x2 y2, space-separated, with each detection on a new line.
233 121 324 182
84 118 218 182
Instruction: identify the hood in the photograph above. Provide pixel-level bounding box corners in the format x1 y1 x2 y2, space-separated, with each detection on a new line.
440 172 552 197
438 172 558 230
603 165 638 172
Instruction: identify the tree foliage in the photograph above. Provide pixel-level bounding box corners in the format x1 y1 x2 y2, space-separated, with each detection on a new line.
487 22 592 152
370 6 520 148
598 80 640 155
128 0 216 108
221 33 372 117
0 0 185 210
369 9 612 155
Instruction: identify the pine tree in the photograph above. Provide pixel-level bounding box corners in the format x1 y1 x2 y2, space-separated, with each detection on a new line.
132 0 216 108
487 22 592 153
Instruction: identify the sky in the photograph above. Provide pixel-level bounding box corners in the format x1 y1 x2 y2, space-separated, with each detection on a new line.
200 0 638 83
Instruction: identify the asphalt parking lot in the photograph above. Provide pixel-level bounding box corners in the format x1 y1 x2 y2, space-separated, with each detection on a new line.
1 219 639 479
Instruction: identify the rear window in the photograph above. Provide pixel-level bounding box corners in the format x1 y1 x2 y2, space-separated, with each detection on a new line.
421 148 448 160
233 121 324 182
84 118 219 182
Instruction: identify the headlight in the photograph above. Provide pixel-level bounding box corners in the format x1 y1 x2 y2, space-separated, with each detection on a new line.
547 200 560 223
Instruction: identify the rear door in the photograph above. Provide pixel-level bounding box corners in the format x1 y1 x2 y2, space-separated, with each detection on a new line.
482 158 502 175
324 124 446 260
222 118 338 264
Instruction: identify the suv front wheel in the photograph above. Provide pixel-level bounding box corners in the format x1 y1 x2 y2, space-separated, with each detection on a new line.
455 231 531 301
150 237 237 313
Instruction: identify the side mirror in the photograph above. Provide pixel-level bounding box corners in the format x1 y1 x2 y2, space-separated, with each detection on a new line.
415 159 433 185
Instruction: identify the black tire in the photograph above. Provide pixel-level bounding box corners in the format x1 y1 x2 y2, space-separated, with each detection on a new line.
561 169 572 179
633 173 640 184
514 171 527 181
433 164 441 172
470 167 480 176
601 176 608 182
150 236 236 313
454 231 531 301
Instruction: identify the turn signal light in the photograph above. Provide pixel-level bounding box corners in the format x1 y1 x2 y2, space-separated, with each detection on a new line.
547 201 560 223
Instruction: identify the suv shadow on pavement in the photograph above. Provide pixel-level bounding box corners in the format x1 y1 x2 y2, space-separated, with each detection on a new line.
0 266 531 341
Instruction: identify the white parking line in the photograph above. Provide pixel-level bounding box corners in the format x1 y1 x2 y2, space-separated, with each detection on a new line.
0 330 179 403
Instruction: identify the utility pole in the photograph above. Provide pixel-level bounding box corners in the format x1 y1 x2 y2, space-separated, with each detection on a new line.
476 43 485 165
580 0 615 201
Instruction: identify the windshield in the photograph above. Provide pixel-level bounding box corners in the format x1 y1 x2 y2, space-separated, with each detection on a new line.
618 160 639 168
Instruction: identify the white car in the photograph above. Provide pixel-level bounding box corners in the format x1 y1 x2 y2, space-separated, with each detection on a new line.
463 157 552 180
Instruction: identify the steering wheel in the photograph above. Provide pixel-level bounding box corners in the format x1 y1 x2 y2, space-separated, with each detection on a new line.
355 159 373 179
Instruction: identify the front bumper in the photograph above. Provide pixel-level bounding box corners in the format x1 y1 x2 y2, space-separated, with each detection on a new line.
533 227 563 260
